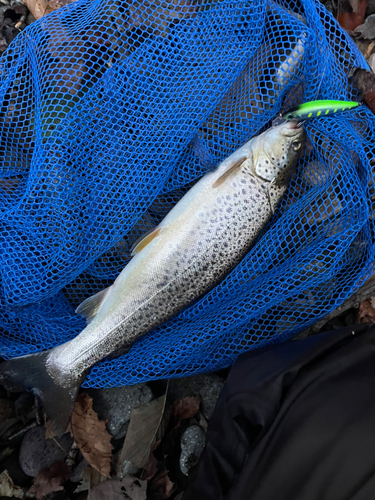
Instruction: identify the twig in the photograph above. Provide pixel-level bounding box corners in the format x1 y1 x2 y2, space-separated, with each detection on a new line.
364 41 375 61
44 414 69 455
8 420 37 440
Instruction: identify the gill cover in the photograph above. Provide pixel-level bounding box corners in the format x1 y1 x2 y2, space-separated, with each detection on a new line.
253 121 305 185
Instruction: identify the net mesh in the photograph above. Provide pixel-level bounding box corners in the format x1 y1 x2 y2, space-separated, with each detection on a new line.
0 0 373 387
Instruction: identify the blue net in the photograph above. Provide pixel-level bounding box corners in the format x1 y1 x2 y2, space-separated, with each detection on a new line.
0 0 374 387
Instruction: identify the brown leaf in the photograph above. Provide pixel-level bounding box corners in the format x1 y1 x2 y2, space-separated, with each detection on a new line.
357 298 375 323
165 396 201 430
45 419 58 439
142 452 160 481
120 391 168 469
27 461 71 500
338 0 367 30
0 470 24 499
71 393 114 478
22 0 78 20
87 477 147 500
149 466 175 499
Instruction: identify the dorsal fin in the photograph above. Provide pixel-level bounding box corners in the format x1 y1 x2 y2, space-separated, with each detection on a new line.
75 287 111 323
131 226 162 256
213 156 248 188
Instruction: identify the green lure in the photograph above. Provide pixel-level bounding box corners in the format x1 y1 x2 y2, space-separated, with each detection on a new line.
281 100 360 120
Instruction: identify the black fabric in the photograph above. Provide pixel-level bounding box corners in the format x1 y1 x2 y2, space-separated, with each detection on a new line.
183 323 375 500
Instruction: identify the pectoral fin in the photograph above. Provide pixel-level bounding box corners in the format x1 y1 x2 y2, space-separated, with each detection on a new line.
131 226 162 256
213 156 248 188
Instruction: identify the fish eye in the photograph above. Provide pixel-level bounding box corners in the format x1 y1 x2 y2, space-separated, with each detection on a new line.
292 141 301 151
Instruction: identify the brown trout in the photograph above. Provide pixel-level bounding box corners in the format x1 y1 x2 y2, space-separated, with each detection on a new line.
0 120 305 435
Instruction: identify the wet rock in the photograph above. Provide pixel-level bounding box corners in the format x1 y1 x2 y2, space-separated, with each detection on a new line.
26 11 36 25
367 0 375 16
179 425 206 476
88 384 153 439
19 427 73 477
0 398 14 419
41 491 70 500
111 449 140 480
0 449 30 487
169 374 225 420
115 459 140 479
70 459 88 483
14 392 34 419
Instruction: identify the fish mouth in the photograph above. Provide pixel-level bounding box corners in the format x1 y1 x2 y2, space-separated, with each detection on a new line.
281 119 304 133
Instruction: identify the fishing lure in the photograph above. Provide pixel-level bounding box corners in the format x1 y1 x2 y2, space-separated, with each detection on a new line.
281 100 360 121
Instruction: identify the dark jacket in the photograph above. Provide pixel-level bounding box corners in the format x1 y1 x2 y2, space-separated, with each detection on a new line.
183 323 375 500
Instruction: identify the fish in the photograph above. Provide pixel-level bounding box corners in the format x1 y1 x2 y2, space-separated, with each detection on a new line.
0 120 306 436
281 99 360 121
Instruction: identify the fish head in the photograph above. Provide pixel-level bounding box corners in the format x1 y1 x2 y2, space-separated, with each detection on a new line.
252 120 306 186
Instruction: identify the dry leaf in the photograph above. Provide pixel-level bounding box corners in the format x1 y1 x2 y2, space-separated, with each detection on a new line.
352 68 375 115
198 412 208 433
165 396 201 430
0 447 13 461
149 466 175 499
142 452 160 481
45 419 58 439
71 393 114 478
87 477 147 500
0 470 24 499
368 53 375 73
22 0 78 20
27 461 71 500
338 0 367 30
120 392 168 469
357 298 375 323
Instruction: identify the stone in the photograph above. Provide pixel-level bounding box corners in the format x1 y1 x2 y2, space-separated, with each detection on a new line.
19 427 73 477
169 374 225 420
70 459 88 483
88 384 153 439
0 398 14 420
179 425 206 476
0 449 30 487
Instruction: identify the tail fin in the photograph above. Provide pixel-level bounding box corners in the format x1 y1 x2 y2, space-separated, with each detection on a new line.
0 351 85 437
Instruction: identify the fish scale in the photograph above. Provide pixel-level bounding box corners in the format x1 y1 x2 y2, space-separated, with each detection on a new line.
0 120 306 436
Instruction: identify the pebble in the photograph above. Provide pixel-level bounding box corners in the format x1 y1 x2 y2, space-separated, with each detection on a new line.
88 384 153 439
179 425 206 476
26 12 36 25
40 492 70 500
70 459 88 483
115 459 139 479
0 398 14 419
0 449 30 487
19 426 73 477
14 392 34 419
169 374 225 420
